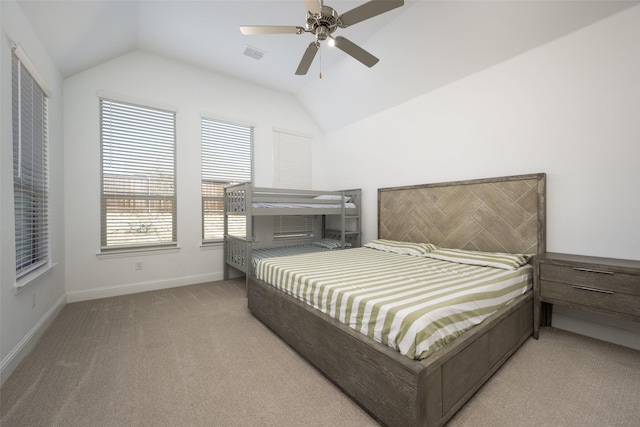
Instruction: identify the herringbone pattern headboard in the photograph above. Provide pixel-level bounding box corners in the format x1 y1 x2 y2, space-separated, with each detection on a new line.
378 174 546 255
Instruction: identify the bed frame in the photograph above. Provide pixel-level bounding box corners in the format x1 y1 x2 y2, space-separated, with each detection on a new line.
223 183 361 279
247 173 546 426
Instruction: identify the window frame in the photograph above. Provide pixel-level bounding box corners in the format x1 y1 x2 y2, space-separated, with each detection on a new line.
201 117 254 244
12 48 50 280
99 97 178 253
272 129 314 239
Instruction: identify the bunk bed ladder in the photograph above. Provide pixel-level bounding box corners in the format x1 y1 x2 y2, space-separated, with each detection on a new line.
244 182 253 291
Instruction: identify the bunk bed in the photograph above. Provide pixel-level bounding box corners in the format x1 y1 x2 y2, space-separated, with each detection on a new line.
247 173 546 427
223 183 361 280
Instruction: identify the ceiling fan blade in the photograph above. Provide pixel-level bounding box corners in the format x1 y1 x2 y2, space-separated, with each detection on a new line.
302 0 322 15
240 26 304 35
339 0 404 27
295 42 319 75
333 36 379 67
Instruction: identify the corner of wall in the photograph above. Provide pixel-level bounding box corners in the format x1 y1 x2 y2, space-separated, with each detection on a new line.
0 294 66 385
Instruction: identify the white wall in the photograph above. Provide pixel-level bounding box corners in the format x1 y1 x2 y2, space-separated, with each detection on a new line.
63 51 326 302
2 2 638 388
324 6 640 348
0 1 66 384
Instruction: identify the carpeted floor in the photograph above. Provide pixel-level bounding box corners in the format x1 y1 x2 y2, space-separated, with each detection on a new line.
1 279 639 426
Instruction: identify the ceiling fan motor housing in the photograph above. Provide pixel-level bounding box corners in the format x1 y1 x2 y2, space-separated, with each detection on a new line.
305 6 340 39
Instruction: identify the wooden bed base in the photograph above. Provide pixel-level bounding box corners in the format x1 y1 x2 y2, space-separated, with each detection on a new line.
249 276 533 426
246 173 546 426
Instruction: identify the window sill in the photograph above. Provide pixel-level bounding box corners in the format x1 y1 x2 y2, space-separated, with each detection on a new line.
96 246 181 259
200 242 223 249
14 262 57 295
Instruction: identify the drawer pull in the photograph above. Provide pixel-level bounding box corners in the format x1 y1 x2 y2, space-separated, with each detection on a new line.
573 267 614 275
572 285 614 295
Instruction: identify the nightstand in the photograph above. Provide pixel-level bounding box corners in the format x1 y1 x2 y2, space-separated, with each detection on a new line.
533 252 640 339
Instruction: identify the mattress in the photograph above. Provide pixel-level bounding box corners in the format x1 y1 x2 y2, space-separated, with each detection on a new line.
252 202 357 209
255 247 532 360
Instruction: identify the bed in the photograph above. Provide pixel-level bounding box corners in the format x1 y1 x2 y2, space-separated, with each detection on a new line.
223 183 361 280
246 173 546 427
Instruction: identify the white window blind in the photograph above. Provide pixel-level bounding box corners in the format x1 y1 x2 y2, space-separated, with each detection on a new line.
201 118 253 242
273 130 313 238
100 98 177 251
273 216 314 239
273 130 312 190
12 51 49 278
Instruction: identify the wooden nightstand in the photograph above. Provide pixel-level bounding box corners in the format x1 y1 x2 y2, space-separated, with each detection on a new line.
533 252 640 339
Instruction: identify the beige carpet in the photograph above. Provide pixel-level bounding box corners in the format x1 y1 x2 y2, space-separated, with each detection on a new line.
1 279 639 426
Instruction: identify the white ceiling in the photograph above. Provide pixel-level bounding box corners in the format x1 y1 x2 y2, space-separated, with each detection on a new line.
17 0 639 131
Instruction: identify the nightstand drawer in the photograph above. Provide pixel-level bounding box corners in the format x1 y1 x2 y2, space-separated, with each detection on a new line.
540 280 640 317
539 264 640 296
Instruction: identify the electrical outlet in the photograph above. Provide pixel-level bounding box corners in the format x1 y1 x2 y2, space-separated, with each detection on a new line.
135 260 143 271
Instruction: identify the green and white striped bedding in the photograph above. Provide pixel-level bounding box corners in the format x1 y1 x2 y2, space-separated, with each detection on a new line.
255 247 532 360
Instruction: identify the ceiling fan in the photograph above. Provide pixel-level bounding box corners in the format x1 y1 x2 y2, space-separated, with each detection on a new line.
240 0 405 75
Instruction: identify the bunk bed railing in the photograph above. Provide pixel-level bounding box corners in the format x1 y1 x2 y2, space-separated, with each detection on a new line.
223 183 362 283
226 182 250 213
225 235 250 272
225 184 358 214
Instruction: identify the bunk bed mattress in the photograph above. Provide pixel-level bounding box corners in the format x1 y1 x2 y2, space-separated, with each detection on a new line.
255 247 532 360
251 202 356 209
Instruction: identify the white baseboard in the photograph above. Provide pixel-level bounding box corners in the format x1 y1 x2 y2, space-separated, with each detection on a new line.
0 294 67 386
552 309 640 351
66 272 225 303
1 273 228 386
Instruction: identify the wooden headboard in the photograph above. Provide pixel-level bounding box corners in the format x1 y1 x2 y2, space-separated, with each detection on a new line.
378 173 546 255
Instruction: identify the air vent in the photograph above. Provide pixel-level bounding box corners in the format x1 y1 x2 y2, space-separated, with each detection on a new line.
243 45 265 60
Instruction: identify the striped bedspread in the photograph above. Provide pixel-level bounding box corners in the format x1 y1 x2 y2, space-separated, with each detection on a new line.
255 247 532 360
251 245 331 269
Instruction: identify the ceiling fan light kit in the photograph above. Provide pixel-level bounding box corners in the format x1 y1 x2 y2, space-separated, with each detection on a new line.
240 0 404 75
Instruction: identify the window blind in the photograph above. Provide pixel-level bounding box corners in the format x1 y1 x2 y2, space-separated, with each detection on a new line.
201 118 253 242
273 215 314 239
12 51 49 278
273 130 312 190
273 130 313 238
100 98 177 250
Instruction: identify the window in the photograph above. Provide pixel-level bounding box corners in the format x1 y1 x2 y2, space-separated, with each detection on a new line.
273 130 313 239
273 216 314 239
12 50 49 278
100 99 177 251
273 130 312 189
201 118 253 242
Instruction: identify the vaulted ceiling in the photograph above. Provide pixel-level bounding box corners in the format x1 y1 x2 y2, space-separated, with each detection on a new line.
17 0 639 131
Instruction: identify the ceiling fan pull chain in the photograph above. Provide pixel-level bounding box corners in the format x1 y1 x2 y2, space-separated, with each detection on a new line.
319 43 323 79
